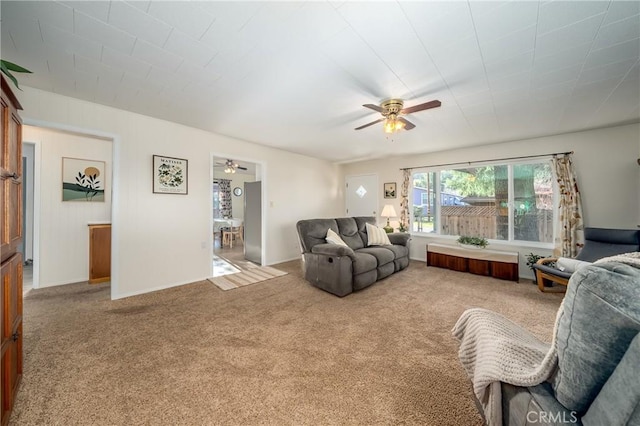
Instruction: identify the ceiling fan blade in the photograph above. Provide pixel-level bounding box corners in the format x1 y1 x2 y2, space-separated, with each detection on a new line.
237 166 248 170
355 117 384 130
401 100 441 115
362 103 384 113
398 117 415 130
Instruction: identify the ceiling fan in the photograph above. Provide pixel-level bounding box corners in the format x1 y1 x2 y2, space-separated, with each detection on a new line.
215 159 247 174
355 99 441 134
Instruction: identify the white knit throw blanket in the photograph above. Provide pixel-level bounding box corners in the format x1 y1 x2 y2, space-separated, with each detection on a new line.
452 305 563 425
595 251 640 268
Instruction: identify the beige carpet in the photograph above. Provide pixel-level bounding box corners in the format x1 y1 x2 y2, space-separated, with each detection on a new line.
208 266 288 290
11 261 562 425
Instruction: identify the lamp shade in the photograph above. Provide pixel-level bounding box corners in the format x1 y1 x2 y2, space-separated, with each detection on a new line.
381 204 397 218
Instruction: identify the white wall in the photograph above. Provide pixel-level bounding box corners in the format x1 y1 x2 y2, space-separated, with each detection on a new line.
22 127 112 287
340 123 640 279
17 87 340 299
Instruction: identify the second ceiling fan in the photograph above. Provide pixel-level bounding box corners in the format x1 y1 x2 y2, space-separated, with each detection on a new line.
355 99 441 134
215 159 247 174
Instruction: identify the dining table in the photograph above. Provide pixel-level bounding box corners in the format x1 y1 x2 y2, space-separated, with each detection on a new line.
213 218 243 241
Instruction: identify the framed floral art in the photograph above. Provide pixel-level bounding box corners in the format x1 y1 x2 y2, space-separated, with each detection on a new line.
153 155 188 194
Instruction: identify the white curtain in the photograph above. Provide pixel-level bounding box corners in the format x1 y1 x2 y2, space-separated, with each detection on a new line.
552 154 584 257
218 179 232 218
400 169 411 232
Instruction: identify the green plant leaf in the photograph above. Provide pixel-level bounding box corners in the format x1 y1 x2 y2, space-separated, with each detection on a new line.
0 60 32 74
1 60 32 91
0 65 21 90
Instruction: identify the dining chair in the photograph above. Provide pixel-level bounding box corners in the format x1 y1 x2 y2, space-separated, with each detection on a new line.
222 221 243 248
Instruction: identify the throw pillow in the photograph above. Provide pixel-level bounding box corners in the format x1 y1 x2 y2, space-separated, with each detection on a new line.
326 228 348 247
556 257 591 273
366 223 391 246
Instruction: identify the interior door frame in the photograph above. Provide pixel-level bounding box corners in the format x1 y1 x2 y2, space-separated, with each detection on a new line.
209 153 266 277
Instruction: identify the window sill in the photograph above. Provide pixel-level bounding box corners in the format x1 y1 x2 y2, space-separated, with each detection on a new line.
409 232 554 250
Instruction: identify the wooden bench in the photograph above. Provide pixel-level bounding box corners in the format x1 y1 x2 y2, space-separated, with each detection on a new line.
426 243 519 281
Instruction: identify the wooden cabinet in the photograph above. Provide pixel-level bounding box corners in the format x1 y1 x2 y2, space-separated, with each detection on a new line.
1 78 22 263
0 76 23 426
1 254 22 425
89 224 111 284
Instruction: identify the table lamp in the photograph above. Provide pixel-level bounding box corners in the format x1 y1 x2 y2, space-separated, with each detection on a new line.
380 204 397 233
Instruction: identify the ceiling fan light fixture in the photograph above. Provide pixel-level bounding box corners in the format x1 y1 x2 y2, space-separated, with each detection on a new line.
383 113 405 134
224 159 239 173
383 119 395 134
355 98 440 133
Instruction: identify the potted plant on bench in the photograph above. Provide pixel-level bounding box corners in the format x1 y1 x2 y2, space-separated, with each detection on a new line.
457 236 488 250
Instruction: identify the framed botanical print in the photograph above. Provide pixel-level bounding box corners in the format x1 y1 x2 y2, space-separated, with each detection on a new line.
153 155 188 194
384 182 397 199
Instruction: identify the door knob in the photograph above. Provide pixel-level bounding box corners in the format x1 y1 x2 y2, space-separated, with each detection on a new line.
12 332 19 342
2 172 19 179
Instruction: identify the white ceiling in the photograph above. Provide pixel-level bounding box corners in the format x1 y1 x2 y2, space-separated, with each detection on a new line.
2 1 639 163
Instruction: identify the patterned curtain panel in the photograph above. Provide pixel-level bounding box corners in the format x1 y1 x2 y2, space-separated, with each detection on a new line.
219 179 232 218
400 169 411 231
552 154 584 257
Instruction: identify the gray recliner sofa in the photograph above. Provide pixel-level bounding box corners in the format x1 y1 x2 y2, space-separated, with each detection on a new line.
296 216 410 296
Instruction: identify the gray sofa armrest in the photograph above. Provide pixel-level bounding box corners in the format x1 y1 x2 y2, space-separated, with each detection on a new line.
302 247 356 297
388 233 410 246
311 243 355 259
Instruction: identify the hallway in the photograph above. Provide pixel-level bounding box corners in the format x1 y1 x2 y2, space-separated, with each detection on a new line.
212 235 259 277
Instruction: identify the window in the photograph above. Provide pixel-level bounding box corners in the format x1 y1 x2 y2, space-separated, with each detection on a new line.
412 161 554 244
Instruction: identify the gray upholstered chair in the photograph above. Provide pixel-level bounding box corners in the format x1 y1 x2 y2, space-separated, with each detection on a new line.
501 259 640 425
457 256 640 424
532 227 640 292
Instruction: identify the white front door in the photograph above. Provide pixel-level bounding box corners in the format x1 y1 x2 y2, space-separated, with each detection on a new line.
345 174 378 217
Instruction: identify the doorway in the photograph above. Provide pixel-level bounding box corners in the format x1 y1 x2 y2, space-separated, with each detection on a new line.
345 174 379 217
22 125 113 293
211 156 263 277
21 142 35 294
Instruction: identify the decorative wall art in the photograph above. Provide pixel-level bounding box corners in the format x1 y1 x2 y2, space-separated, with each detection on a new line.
384 182 397 199
62 157 105 202
153 155 188 194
